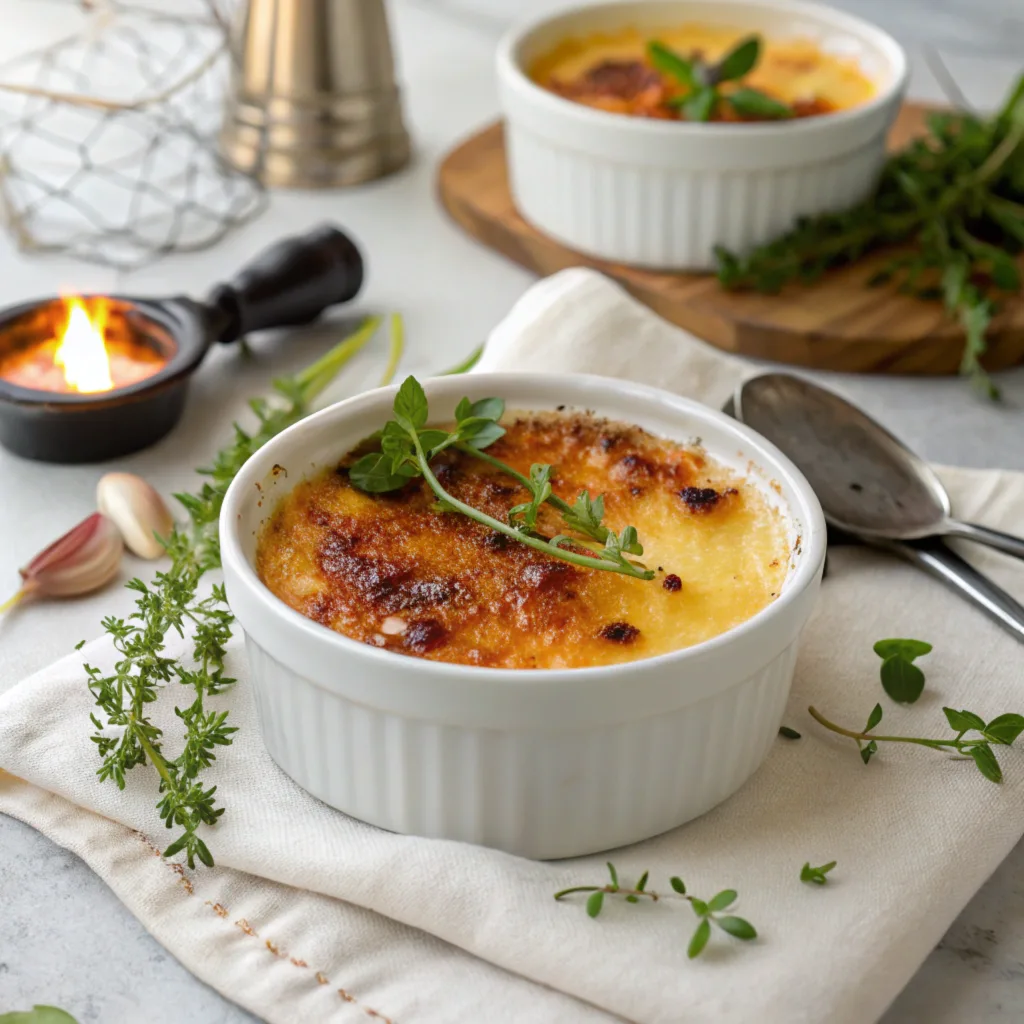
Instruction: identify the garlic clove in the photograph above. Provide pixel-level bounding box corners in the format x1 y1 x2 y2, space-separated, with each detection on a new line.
3 512 124 610
96 472 174 560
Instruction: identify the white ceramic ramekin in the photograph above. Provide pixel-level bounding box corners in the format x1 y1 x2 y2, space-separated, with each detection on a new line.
497 0 908 270
221 374 826 859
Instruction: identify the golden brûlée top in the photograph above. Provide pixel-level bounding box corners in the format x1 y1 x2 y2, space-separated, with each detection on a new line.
256 411 790 669
531 24 875 121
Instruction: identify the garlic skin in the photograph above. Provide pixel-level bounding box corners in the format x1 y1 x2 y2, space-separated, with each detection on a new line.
14 512 123 604
96 472 174 560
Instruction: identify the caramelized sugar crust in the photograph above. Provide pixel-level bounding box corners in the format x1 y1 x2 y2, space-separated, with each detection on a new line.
256 412 789 669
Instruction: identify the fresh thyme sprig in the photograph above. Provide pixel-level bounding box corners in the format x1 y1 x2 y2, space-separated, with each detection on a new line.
874 637 932 703
86 315 384 869
800 860 837 886
554 862 757 959
648 34 792 122
809 702 1024 782
348 376 655 580
717 73 1024 396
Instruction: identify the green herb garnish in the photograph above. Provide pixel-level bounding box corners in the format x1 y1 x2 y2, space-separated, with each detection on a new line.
348 377 655 580
86 316 384 869
717 73 1024 396
648 34 792 123
873 637 932 703
0 1008 80 1024
778 725 802 740
800 860 837 885
809 702 1024 781
554 862 757 959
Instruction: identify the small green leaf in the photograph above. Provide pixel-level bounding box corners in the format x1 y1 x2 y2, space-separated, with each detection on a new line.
163 835 188 858
454 396 472 422
636 870 649 892
0 1008 81 1024
647 41 697 88
800 860 837 885
625 894 639 903
873 638 933 661
860 739 878 765
707 889 737 912
865 704 883 732
727 87 792 119
778 725 801 740
670 876 686 895
690 898 709 917
990 251 1021 292
970 743 1002 783
469 397 505 422
944 707 986 733
416 429 451 454
393 375 428 431
349 452 419 493
586 890 605 918
459 421 506 451
196 837 215 868
880 656 926 704
681 86 717 122
714 35 761 82
715 916 757 940
688 917 712 959
607 861 619 889
984 713 1024 745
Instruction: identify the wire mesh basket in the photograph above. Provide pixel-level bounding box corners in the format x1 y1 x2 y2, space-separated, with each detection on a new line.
0 0 264 269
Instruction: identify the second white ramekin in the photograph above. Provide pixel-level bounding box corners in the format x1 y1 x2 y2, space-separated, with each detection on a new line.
497 0 908 270
221 373 826 859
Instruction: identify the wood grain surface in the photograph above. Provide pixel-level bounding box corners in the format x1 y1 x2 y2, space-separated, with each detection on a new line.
437 103 1024 375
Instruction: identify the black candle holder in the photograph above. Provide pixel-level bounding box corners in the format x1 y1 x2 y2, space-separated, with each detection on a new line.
0 223 364 463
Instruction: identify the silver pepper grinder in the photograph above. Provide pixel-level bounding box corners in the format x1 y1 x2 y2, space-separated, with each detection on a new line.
220 0 411 188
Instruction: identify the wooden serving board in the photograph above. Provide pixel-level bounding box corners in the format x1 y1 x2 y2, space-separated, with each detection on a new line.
437 103 1024 375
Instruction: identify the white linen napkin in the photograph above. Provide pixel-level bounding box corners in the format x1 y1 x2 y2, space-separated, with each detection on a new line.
4 268 1024 1024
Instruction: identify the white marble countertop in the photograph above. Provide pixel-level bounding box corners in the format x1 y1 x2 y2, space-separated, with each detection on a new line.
2 0 1024 1021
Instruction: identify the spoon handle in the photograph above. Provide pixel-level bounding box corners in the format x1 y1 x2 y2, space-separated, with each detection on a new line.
879 538 1024 643
945 520 1024 562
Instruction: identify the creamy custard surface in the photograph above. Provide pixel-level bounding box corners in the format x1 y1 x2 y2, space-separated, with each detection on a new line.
532 24 875 120
256 411 790 669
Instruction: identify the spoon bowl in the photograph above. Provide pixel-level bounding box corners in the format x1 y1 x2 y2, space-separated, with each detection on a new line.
734 373 1024 560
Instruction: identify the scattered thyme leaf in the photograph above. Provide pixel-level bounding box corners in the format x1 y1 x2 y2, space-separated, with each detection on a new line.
688 918 712 959
778 725 802 740
556 864 756 959
810 700 1024 784
800 860 837 885
874 638 932 703
0 1008 80 1024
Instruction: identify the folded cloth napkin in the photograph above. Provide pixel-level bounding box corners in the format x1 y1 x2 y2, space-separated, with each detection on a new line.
4 268 1024 1024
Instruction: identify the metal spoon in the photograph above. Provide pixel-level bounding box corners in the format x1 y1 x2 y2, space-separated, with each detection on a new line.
722 385 1024 643
734 373 1024 559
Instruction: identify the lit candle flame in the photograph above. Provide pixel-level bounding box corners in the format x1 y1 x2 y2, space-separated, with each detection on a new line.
54 299 113 393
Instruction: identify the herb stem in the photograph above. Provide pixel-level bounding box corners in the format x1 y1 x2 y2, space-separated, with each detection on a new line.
0 588 27 614
973 121 1024 186
440 343 484 376
456 442 611 543
379 313 404 386
809 706 986 751
130 719 176 789
295 315 382 402
412 434 649 577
